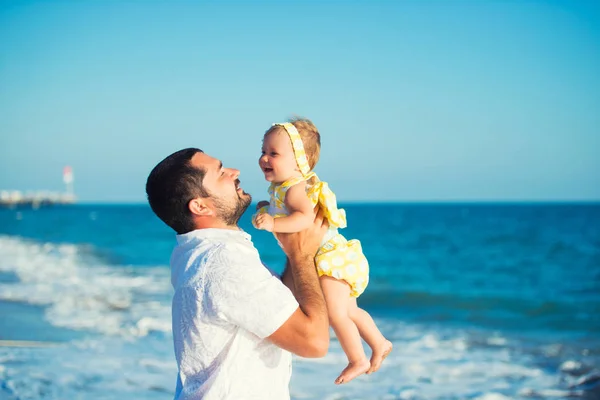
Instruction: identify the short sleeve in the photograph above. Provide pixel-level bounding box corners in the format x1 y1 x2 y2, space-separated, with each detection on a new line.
206 245 299 339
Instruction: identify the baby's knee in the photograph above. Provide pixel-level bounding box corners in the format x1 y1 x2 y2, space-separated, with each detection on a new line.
327 309 352 325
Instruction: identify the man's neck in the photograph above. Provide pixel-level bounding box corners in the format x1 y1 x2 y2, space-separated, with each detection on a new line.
193 218 240 231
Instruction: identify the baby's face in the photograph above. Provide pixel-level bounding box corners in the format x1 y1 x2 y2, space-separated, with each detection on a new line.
259 131 301 184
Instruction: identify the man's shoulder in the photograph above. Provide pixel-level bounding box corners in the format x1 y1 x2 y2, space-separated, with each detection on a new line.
173 232 264 283
175 233 257 261
210 238 261 268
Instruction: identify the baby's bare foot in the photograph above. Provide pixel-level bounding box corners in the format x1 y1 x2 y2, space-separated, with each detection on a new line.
367 340 393 374
334 359 370 385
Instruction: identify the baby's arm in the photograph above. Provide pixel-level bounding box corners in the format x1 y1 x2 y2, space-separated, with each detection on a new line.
272 182 315 233
254 183 314 233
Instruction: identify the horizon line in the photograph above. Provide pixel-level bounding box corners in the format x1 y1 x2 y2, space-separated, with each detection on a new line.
59 199 600 206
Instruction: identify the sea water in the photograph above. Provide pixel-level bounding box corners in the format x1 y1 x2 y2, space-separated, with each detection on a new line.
0 203 598 399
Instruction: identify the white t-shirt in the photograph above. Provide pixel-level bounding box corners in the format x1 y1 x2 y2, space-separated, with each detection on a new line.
170 228 299 400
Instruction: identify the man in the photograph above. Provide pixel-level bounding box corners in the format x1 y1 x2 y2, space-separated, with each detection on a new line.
146 148 330 400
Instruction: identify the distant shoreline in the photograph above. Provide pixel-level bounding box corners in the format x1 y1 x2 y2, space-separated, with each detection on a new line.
47 200 600 205
2 200 598 209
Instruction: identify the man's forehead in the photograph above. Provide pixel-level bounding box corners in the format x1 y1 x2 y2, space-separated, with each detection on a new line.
191 152 221 170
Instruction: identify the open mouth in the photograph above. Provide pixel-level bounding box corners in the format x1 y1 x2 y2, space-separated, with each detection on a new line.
263 167 273 173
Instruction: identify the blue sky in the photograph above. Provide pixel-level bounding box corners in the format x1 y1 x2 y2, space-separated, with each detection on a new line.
1 0 598 202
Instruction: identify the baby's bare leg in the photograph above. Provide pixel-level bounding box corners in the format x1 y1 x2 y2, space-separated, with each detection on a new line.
349 297 392 374
320 276 370 384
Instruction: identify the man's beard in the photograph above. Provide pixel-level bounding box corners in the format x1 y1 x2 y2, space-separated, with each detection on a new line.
213 190 252 226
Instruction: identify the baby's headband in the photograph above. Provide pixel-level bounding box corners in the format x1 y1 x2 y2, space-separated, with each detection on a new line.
272 122 311 176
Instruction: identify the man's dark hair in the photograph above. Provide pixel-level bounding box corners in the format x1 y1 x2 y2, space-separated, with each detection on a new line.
146 148 209 234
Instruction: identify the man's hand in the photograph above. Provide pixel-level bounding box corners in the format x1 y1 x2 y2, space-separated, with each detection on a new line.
276 207 328 260
254 213 275 232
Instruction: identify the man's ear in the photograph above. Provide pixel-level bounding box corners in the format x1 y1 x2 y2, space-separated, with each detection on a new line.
188 198 213 217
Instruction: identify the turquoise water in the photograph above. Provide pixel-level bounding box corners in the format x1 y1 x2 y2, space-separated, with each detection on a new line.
0 203 599 399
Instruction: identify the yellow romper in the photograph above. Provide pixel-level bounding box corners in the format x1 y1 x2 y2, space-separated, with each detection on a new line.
253 169 370 298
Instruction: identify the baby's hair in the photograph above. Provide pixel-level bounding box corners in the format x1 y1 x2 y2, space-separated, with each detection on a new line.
266 117 321 170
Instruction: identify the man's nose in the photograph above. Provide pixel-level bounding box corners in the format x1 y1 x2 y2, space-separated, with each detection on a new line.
227 168 240 179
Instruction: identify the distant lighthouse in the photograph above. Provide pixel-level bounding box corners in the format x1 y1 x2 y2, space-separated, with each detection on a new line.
63 166 74 198
1 166 76 208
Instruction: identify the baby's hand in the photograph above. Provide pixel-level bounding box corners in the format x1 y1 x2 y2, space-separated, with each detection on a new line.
254 213 275 232
256 200 269 210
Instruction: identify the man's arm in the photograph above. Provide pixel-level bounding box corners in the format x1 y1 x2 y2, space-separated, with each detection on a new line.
281 259 294 295
267 210 329 358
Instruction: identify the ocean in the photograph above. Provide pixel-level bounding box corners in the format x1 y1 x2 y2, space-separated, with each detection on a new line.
0 203 598 400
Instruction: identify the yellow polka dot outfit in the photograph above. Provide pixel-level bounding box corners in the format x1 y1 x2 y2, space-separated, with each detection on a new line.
253 123 369 297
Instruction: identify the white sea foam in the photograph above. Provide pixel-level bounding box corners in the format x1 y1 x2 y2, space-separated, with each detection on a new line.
0 235 172 338
291 324 585 400
560 359 584 374
0 338 176 400
473 394 512 400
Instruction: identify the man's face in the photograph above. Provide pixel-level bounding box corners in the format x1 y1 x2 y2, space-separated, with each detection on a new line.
190 152 252 225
